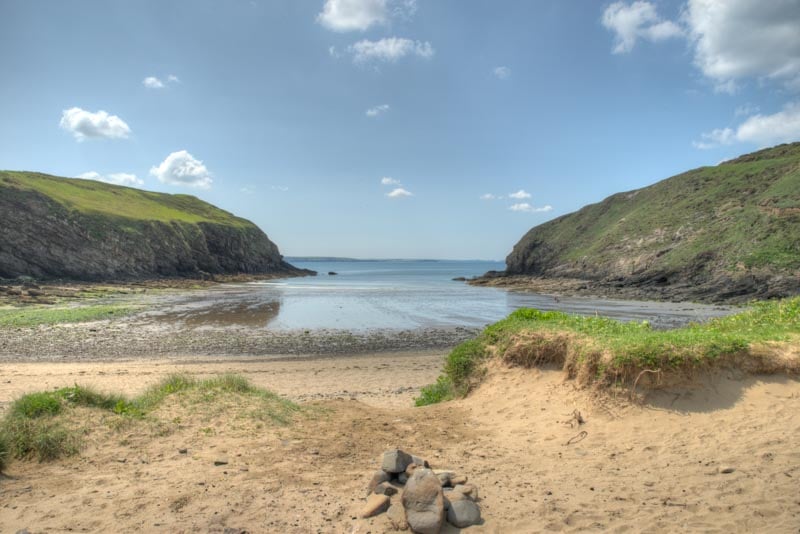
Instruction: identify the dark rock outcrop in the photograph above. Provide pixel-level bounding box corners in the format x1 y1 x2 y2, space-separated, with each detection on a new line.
0 172 306 281
495 143 800 303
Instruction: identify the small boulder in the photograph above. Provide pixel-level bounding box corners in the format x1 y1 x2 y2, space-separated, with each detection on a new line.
402 468 444 534
411 455 430 468
450 475 468 485
382 449 414 474
366 469 391 496
453 484 478 500
360 494 390 518
436 471 454 487
373 482 398 496
446 499 481 528
386 503 409 531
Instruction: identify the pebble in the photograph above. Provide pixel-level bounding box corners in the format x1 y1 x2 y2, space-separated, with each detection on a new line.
721 467 736 474
360 494 390 518
214 457 229 466
373 482 398 496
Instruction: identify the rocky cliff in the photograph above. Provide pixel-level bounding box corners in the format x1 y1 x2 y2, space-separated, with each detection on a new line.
0 171 304 281
499 143 800 302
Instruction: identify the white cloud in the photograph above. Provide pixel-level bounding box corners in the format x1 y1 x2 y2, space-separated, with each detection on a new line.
684 0 800 91
509 189 532 199
77 171 143 187
366 104 390 117
317 0 388 31
381 177 401 185
144 75 180 89
149 150 213 189
694 102 800 149
348 37 434 63
509 203 553 213
734 103 760 117
316 0 416 32
59 107 131 141
601 1 683 54
493 66 511 79
386 187 412 198
480 193 497 200
143 76 164 89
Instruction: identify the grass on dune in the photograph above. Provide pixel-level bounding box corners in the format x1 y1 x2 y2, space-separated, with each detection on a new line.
0 304 134 327
416 297 800 406
0 374 299 471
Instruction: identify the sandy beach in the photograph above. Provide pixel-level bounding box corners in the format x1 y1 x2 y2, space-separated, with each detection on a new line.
1 351 799 533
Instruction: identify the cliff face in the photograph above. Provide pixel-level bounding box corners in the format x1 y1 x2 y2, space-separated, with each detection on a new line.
0 171 301 281
503 143 800 302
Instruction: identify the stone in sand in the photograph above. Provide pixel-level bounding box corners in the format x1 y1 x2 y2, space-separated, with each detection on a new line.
382 449 414 474
443 490 467 510
360 494 390 518
401 468 444 534
366 470 391 496
453 484 478 500
374 482 398 496
446 499 481 528
411 454 430 468
387 503 409 530
214 456 229 466
450 474 468 485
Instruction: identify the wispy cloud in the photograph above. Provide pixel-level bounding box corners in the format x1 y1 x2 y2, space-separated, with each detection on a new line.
601 1 683 54
493 66 511 79
317 0 417 32
366 104 390 117
77 171 143 187
509 203 553 213
143 75 180 89
381 177 401 185
149 150 212 189
386 187 412 198
348 37 434 64
694 102 800 149
59 107 131 141
480 193 499 200
509 189 531 199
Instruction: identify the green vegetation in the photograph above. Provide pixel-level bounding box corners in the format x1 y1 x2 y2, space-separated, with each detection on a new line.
0 374 299 469
416 297 800 406
506 142 800 287
0 304 134 327
0 171 249 227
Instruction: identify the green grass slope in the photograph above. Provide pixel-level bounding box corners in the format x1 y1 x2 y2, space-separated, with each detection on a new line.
0 171 298 280
505 143 800 301
0 171 249 227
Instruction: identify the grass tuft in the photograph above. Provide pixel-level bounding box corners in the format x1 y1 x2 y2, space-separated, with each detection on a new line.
0 373 298 467
0 304 134 327
416 297 800 405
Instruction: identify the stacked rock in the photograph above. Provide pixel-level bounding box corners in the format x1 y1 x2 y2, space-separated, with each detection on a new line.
361 448 482 532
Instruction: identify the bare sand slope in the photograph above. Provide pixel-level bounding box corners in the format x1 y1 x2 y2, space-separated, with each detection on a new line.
1 355 799 533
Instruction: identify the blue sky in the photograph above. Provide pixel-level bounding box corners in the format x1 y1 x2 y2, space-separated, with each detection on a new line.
1 0 799 259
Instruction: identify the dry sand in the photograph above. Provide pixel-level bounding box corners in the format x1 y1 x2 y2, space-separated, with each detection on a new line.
1 353 799 533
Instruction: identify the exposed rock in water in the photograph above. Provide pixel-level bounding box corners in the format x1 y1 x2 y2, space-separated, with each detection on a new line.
0 171 311 281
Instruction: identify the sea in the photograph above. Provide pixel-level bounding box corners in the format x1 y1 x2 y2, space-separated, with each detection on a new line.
144 259 735 331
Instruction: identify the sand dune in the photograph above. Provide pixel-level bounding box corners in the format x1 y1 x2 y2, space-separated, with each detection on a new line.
1 353 799 533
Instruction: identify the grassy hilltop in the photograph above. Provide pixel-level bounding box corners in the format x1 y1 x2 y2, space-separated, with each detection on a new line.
0 171 299 280
501 143 800 302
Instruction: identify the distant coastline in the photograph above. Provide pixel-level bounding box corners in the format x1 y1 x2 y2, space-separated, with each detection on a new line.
285 257 501 263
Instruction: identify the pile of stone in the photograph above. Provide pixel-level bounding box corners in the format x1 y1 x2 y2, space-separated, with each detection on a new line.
361 448 482 533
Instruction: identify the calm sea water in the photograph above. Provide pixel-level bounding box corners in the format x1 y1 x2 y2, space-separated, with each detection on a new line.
145 260 735 331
